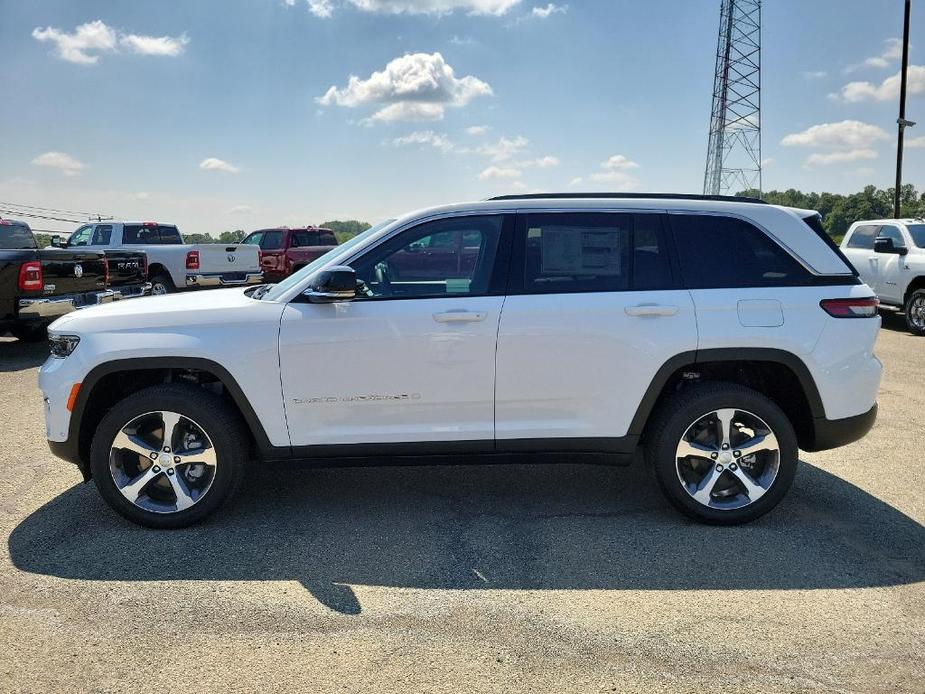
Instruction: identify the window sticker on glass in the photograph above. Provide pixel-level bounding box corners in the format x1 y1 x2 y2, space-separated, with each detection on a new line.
540 227 623 276
446 278 471 293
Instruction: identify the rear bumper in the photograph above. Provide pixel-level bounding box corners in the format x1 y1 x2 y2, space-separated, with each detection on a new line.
112 282 152 300
18 290 114 321
805 403 878 452
186 272 263 288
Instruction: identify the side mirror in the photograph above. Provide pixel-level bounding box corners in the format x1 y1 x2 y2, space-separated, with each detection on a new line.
874 237 908 255
302 265 357 303
50 235 64 247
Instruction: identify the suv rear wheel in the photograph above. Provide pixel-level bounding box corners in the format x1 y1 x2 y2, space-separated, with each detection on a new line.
904 288 925 336
89 384 248 528
646 383 798 525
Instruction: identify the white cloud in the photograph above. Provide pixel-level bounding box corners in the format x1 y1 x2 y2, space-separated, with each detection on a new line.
465 125 489 136
802 70 827 80
31 151 86 176
806 149 878 167
389 130 455 152
32 20 188 64
781 120 889 149
531 3 567 18
478 165 522 180
307 0 336 16
120 32 189 56
199 158 240 173
451 35 476 46
345 0 521 15
31 20 116 65
599 154 640 171
522 155 559 168
906 136 925 148
836 65 925 102
318 52 492 123
478 135 528 162
568 176 583 187
863 38 904 69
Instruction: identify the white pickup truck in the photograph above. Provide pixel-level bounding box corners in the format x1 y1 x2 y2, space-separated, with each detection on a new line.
841 218 925 335
53 222 262 295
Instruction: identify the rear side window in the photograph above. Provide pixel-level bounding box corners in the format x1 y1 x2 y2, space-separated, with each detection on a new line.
515 213 673 294
0 223 36 249
846 225 880 250
290 230 320 247
670 214 811 289
123 225 182 244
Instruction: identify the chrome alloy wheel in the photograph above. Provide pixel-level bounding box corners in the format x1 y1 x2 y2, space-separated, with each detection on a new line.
109 410 218 514
675 408 780 511
909 294 925 331
151 282 168 296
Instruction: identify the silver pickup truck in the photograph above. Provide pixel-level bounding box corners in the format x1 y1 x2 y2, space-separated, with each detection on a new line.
54 222 262 295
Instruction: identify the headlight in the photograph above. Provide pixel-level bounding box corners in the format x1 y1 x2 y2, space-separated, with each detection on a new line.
48 334 80 358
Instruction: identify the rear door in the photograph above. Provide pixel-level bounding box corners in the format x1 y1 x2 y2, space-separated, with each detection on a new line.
842 224 881 288
495 211 697 446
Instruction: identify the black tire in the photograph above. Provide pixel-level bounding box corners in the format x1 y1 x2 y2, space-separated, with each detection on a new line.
903 288 925 336
9 322 48 342
150 272 176 295
645 382 799 525
89 384 249 529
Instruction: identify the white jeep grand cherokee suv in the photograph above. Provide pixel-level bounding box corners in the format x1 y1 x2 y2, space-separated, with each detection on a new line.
39 194 882 528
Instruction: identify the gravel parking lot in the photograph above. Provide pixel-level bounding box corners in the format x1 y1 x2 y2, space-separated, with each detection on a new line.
0 314 923 693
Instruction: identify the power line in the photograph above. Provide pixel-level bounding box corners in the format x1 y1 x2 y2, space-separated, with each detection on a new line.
0 208 84 224
0 200 101 217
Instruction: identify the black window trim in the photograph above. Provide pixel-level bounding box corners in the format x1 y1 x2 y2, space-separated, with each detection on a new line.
506 211 680 296
343 213 515 303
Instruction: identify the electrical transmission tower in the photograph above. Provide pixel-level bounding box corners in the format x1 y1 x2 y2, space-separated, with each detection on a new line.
703 0 762 196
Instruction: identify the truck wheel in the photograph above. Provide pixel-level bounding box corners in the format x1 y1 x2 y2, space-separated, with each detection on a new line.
10 323 48 342
904 289 925 335
645 383 798 525
150 273 175 295
89 384 248 529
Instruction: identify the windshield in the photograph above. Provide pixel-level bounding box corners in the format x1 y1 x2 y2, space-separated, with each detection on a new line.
0 223 37 249
906 224 925 248
261 219 396 301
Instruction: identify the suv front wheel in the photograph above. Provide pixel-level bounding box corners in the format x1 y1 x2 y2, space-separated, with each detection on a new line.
89 384 248 528
646 383 799 525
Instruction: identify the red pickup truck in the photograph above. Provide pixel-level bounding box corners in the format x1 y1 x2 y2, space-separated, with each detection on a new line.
241 226 338 282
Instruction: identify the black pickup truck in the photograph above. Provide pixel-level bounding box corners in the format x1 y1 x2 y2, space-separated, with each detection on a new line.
51 223 150 300
1 219 113 341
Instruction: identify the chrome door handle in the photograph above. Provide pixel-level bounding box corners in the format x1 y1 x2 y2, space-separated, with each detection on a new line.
433 310 487 323
625 304 680 317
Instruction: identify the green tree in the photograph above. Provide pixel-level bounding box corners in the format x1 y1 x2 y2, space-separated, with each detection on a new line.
320 220 372 244
219 230 246 243
184 232 217 244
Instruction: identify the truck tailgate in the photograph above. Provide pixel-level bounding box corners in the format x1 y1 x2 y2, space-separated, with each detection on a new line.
195 244 260 274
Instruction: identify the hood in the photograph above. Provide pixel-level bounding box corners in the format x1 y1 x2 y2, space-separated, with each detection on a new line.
49 287 279 334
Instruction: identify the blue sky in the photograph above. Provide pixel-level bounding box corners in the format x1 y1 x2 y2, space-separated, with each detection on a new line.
1 0 923 235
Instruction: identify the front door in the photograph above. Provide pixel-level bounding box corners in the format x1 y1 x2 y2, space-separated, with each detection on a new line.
874 224 908 304
278 214 511 448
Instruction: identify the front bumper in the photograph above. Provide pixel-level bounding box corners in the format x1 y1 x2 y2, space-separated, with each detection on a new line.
186 272 263 288
112 282 152 300
805 403 878 452
18 290 114 321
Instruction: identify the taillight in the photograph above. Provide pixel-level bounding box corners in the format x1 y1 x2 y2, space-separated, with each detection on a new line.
102 257 110 286
257 248 263 265
186 250 200 270
18 261 43 291
820 297 880 318
142 254 149 277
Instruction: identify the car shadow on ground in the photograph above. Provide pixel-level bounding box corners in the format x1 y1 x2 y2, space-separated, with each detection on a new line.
9 460 924 614
879 309 914 334
0 337 48 372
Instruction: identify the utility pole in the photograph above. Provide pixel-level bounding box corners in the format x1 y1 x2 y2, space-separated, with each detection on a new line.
895 0 913 218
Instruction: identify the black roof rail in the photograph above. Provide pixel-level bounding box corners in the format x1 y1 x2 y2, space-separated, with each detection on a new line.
486 192 768 204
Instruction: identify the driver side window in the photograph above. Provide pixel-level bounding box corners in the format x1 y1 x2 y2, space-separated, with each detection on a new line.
352 216 505 299
69 225 94 247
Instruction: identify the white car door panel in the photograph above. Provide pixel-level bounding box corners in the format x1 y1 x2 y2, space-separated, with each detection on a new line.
279 297 503 445
495 211 696 442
